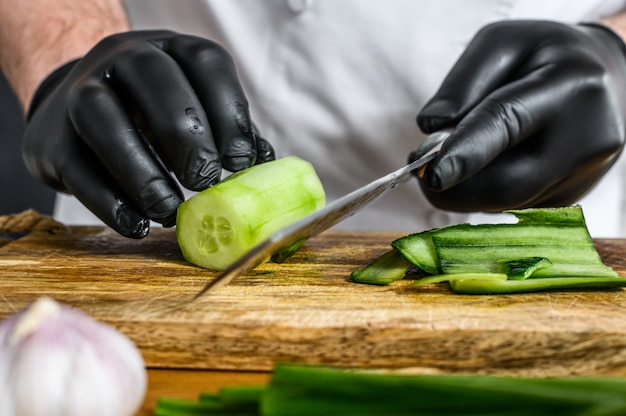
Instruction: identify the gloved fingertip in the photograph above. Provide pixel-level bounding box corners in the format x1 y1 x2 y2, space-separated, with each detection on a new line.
223 155 255 171
255 137 276 164
189 159 222 190
116 211 151 239
423 158 457 192
221 136 256 171
424 169 446 191
417 99 457 133
159 212 178 228
145 193 182 226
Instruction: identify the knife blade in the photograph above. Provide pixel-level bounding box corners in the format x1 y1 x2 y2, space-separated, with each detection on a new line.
192 129 451 299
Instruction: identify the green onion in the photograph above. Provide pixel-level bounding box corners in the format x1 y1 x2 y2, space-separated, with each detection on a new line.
154 364 626 415
154 397 224 416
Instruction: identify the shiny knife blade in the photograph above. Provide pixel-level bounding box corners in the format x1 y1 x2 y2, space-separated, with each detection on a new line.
193 129 451 299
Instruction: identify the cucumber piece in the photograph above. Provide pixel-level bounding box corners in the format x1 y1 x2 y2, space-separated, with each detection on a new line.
176 156 325 270
497 257 553 280
391 230 441 274
432 206 618 279
352 206 623 294
409 272 626 294
509 206 585 224
350 249 411 285
409 272 508 288
450 276 626 295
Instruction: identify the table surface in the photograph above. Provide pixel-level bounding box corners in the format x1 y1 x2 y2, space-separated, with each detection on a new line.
3 226 626 415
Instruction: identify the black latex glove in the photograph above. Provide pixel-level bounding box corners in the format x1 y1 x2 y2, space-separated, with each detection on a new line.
23 30 274 238
412 21 626 212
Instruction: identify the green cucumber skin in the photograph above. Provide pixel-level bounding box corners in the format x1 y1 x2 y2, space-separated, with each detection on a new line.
450 277 626 295
432 223 591 246
356 206 623 294
441 261 617 278
498 257 553 280
350 249 411 285
389 206 615 279
176 156 325 270
433 222 616 278
431 206 617 279
391 230 441 274
507 206 585 224
409 272 507 287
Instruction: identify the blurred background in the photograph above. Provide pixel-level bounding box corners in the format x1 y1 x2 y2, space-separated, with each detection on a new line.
0 71 55 216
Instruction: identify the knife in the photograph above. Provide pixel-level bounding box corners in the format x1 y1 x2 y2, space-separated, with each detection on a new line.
193 129 451 299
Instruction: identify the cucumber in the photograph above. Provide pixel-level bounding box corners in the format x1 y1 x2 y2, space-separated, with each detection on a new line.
432 207 617 278
176 156 325 270
449 276 626 295
349 249 411 285
351 206 625 294
391 230 441 274
408 272 508 287
497 257 553 280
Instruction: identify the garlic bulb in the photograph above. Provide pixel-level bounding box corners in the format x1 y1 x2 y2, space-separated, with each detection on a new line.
0 297 147 416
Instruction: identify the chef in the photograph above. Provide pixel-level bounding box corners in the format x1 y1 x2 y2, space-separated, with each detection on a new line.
1 0 626 238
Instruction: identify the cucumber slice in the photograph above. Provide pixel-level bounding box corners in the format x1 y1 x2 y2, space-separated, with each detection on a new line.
391 230 441 274
352 206 623 294
433 207 617 279
176 156 325 270
409 272 508 287
350 249 411 285
497 257 553 280
450 276 626 295
509 206 585 224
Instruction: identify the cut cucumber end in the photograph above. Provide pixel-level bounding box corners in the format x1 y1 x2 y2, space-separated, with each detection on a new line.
176 156 325 270
176 190 249 270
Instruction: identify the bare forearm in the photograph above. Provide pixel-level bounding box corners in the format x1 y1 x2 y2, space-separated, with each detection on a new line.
0 0 129 113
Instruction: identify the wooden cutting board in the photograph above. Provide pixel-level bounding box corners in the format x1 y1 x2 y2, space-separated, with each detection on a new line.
2 226 626 377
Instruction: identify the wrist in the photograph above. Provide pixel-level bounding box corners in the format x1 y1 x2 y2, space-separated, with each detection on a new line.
26 59 80 122
579 21 626 58
599 14 626 43
0 0 129 114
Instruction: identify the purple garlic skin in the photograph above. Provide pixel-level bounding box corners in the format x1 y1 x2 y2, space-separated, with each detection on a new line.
0 297 147 416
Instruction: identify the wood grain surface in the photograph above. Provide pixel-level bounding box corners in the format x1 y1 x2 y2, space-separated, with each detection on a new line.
2 227 626 377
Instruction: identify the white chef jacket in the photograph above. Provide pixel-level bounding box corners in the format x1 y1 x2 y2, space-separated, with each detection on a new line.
55 0 626 236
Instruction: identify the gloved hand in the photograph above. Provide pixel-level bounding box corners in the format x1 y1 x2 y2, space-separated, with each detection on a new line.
412 21 626 212
23 30 274 238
